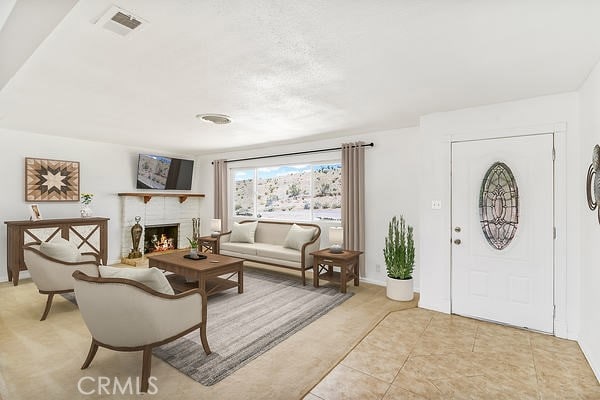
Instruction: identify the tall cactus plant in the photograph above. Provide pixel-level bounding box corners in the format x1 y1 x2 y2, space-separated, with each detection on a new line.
383 216 415 280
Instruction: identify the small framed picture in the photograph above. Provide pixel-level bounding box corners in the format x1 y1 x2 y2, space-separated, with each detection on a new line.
29 204 43 221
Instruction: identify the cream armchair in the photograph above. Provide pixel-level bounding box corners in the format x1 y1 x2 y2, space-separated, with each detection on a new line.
72 270 211 393
23 242 100 320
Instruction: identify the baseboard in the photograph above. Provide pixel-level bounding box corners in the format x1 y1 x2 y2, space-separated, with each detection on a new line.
360 277 385 286
579 336 600 382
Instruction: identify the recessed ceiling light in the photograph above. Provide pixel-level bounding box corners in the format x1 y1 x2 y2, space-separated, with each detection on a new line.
195 114 232 124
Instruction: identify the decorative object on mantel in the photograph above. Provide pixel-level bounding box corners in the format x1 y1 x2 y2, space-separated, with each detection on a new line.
328 226 343 253
210 219 221 237
384 215 415 301
80 193 94 218
128 216 143 259
28 204 43 221
117 192 205 204
192 218 201 242
25 157 80 202
586 144 600 224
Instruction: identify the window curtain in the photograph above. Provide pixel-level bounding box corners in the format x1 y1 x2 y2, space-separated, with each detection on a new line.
213 159 228 231
341 141 365 275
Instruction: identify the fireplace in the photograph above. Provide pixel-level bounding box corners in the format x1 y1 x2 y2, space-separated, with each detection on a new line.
144 223 179 254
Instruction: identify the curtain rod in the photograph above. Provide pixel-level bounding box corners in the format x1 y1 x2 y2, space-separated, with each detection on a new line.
211 142 374 164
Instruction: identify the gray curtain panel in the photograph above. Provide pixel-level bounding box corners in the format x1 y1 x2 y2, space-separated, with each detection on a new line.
341 141 365 275
213 159 229 231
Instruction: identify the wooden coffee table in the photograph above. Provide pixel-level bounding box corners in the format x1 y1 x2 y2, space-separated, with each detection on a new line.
146 251 244 296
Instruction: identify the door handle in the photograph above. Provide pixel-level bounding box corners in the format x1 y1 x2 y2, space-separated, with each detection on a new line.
454 227 461 232
454 239 461 245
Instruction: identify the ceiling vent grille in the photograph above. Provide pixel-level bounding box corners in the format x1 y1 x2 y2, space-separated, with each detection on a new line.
95 6 147 37
111 12 141 30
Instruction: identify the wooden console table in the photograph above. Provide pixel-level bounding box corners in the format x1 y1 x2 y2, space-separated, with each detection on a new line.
4 217 109 286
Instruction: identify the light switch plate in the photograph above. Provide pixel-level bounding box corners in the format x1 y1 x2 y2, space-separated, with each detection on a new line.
431 200 442 209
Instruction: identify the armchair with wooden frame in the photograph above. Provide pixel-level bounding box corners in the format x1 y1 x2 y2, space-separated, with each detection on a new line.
23 242 100 320
72 270 211 393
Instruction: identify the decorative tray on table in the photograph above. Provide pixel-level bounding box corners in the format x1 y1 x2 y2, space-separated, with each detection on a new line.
183 254 207 260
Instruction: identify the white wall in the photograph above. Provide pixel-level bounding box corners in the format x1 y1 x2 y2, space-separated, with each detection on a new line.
578 59 600 378
194 128 421 287
418 92 581 340
0 128 198 282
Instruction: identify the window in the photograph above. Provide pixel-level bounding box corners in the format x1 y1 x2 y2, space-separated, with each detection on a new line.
232 162 342 221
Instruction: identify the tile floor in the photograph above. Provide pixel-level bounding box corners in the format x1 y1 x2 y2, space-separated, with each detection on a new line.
307 308 600 400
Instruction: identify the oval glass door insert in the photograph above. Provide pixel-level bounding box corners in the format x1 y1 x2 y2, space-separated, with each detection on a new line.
479 162 519 250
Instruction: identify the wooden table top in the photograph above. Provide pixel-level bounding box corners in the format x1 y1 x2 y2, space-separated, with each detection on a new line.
310 249 363 260
146 250 243 272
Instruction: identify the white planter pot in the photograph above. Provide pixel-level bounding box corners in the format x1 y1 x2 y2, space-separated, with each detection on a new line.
386 277 414 301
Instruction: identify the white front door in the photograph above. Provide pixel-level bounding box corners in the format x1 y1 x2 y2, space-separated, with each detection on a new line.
451 134 554 333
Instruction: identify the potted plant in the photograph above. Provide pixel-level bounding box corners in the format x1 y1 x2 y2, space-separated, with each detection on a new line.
383 215 415 301
187 237 199 258
80 193 94 218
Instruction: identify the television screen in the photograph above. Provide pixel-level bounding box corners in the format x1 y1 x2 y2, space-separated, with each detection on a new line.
136 154 194 190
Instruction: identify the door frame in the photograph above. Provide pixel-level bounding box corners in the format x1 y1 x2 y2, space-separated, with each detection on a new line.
448 123 568 337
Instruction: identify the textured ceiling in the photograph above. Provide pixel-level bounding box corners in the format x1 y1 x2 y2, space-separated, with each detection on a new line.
1 0 600 154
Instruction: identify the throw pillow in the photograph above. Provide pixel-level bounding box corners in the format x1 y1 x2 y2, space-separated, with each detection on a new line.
39 238 81 263
99 265 174 295
229 221 258 243
283 224 315 251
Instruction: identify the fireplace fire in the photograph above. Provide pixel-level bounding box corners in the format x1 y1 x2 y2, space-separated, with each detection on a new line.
144 224 179 254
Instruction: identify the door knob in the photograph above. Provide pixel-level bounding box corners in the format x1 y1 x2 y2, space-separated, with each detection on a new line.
454 239 461 245
454 227 461 232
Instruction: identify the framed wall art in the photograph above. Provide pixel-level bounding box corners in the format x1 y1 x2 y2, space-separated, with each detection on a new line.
25 157 80 202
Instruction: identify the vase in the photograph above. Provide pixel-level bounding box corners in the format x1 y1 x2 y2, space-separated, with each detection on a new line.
386 277 414 301
80 204 92 218
189 248 199 259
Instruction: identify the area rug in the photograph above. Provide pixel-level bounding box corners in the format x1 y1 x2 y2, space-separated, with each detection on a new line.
153 268 353 386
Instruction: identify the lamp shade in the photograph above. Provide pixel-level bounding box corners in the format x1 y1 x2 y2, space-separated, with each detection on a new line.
210 219 222 232
329 227 343 246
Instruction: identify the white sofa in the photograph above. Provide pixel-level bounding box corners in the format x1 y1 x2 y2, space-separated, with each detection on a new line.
219 220 321 285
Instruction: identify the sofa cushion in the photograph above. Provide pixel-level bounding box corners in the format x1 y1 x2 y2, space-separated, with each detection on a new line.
283 224 315 251
230 221 258 243
39 238 81 263
255 243 302 263
220 242 258 256
99 265 174 295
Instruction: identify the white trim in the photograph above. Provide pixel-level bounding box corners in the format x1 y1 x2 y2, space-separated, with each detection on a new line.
360 277 385 287
447 122 569 338
579 337 600 380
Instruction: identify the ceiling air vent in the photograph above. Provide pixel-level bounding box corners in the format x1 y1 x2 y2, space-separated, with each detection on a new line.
196 114 232 125
111 12 141 30
95 6 147 37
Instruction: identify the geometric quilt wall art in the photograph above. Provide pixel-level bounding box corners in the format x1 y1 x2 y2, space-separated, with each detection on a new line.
25 157 80 202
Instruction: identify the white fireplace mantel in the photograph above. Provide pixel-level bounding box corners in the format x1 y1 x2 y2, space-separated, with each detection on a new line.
119 195 203 259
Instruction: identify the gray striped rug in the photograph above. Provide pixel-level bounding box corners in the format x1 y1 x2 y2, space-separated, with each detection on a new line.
152 268 353 386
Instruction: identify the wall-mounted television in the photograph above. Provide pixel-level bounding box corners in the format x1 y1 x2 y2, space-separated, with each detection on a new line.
136 154 194 190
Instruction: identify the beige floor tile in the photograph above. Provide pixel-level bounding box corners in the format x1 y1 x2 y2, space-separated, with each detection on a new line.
391 370 444 399
341 341 408 383
311 364 390 400
360 325 420 356
401 352 484 381
382 384 431 400
433 374 539 400
303 394 324 400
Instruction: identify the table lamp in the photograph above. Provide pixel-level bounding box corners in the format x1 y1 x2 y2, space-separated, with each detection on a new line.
329 226 343 253
210 219 222 237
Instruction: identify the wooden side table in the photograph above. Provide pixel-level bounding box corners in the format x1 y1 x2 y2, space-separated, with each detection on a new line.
311 249 363 293
198 236 219 254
